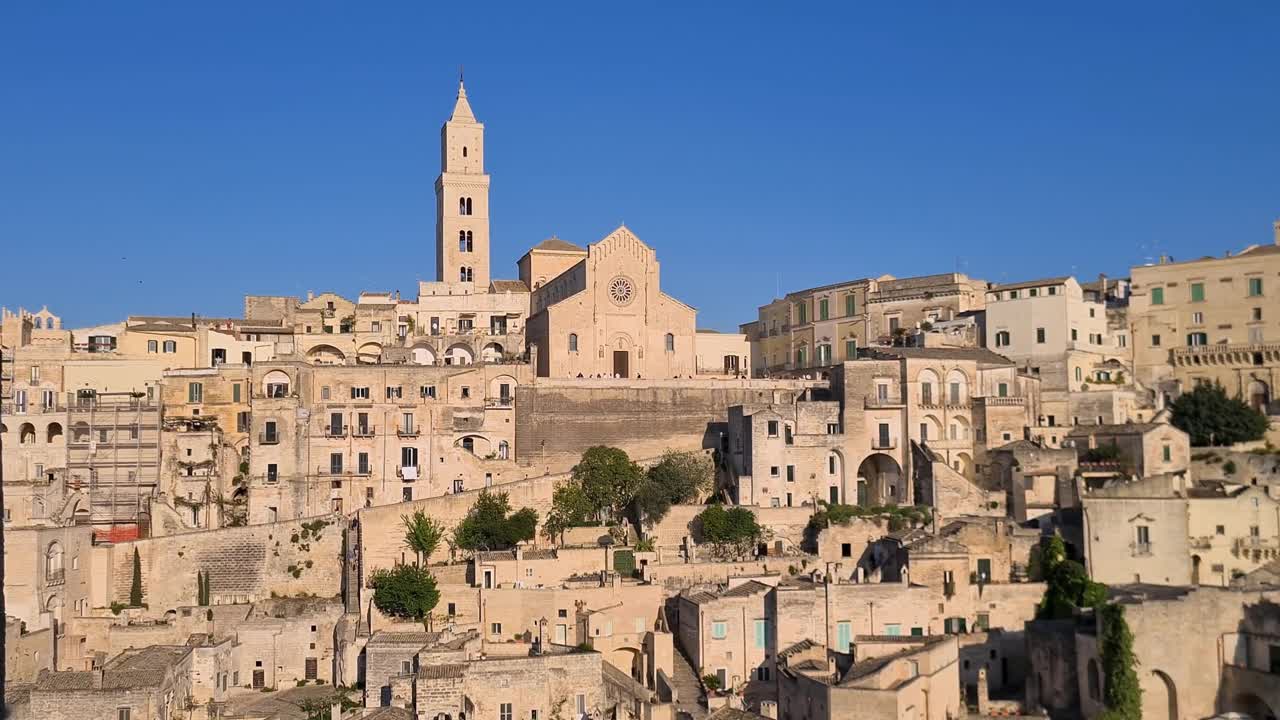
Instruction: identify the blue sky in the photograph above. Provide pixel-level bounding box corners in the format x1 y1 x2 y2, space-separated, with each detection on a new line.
3 2 1278 331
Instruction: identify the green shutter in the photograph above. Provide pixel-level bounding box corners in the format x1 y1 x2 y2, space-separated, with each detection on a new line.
1190 283 1204 302
845 340 857 359
1249 278 1263 296
1151 287 1164 305
845 294 855 316
836 622 851 652
754 619 767 648
233 383 241 403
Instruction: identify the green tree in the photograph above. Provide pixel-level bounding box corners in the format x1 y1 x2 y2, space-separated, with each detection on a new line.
697 505 765 560
544 480 595 543
1098 603 1142 720
129 547 144 607
633 450 714 526
1170 382 1269 446
370 563 441 629
402 510 446 566
453 490 538 551
1036 557 1106 620
572 446 644 522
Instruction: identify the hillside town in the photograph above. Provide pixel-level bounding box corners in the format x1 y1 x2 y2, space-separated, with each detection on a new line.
3 81 1280 720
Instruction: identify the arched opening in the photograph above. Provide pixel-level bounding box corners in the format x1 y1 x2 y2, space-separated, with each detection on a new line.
1191 554 1201 585
356 342 383 365
71 422 90 442
306 344 347 365
19 422 37 444
34 317 42 329
262 370 291 398
480 342 504 363
607 647 645 681
954 452 973 479
1150 670 1179 720
47 422 63 443
45 594 62 625
444 344 474 366
944 369 969 405
1248 379 1271 412
920 414 942 443
856 453 903 506
917 369 941 406
457 435 492 456
827 451 845 504
568 333 579 352
489 375 517 403
412 346 437 366
665 333 675 352
498 441 509 460
949 415 971 441
46 541 64 581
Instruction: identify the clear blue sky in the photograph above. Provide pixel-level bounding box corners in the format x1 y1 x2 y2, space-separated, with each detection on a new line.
3 3 1278 331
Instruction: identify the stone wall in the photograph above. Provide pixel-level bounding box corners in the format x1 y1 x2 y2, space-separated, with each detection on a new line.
102 514 343 611
515 380 814 474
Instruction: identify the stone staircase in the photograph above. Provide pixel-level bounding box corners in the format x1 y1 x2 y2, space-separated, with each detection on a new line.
664 601 707 720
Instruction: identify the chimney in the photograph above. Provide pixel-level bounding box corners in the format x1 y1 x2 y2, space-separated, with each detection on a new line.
760 700 779 719
307 291 315 301
92 668 105 689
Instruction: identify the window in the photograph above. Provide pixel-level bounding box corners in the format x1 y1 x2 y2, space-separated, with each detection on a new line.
568 333 578 352
1008 290 1019 299
500 703 513 720
1071 328 1078 342
1249 277 1263 297
994 331 1010 347
769 466 779 477
1187 332 1208 346
754 619 767 648
817 344 831 365
234 383 243 402
795 347 806 366
1151 287 1164 305
711 621 728 639
162 340 176 353
1151 334 1161 347
386 385 403 400
845 294 855 316
767 420 779 437
795 302 807 325
118 709 131 720
818 299 829 321
402 487 413 502
1162 444 1171 462
147 340 158 353
836 621 851 652
459 230 474 252
1075 367 1083 382
358 452 370 474
884 624 902 636
329 453 343 474
401 446 419 468
461 386 470 399
1036 327 1045 344
665 333 675 352
1192 311 1204 324
949 382 961 405
459 196 473 215
351 386 370 400
997 382 1009 397
1253 307 1263 322
1190 282 1205 302
1135 525 1151 553
1030 288 1038 297
188 382 203 403
491 622 502 635
420 385 437 399
845 339 857 359
976 613 990 631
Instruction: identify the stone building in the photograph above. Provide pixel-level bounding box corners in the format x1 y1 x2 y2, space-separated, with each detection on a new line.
1065 421 1190 479
743 273 988 376
1129 220 1280 415
775 634 961 720
27 645 194 720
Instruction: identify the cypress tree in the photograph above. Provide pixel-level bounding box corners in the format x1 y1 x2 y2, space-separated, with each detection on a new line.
129 548 144 606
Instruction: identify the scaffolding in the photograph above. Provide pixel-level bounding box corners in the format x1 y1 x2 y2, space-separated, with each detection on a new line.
65 390 161 534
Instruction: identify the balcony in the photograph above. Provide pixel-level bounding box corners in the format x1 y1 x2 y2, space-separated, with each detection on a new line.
397 425 420 438
978 396 1026 407
315 465 371 477
398 465 421 481
45 569 66 586
351 425 376 438
871 438 897 451
258 432 281 445
1170 341 1280 369
1130 542 1152 557
1232 536 1280 559
324 424 348 438
1189 536 1214 550
485 397 514 409
864 393 904 409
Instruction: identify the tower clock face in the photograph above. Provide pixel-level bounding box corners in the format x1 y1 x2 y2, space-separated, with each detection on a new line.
608 276 636 306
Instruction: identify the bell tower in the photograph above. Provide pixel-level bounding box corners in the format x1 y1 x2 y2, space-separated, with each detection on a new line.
435 78 491 289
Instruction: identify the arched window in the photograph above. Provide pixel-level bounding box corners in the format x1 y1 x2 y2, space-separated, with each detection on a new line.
147 340 158 353
459 197 473 215
46 541 64 581
34 317 42 329
569 333 578 352
466 267 473 282
995 331 1010 347
498 441 509 460
457 230 472 252
163 340 177 353
462 146 468 157
462 437 475 453
665 333 675 352
460 267 468 282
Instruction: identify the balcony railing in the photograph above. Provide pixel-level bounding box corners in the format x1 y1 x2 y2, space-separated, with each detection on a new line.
1232 536 1280 556
864 394 904 409
485 397 514 408
397 425 420 438
324 425 348 438
258 432 280 445
351 425 376 437
1131 542 1152 557
871 438 897 450
45 569 66 586
398 465 421 480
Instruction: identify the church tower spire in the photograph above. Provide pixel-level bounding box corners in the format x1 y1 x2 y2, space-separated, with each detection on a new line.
435 76 490 288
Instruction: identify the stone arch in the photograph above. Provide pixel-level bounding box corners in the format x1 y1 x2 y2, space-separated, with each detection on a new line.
306 344 346 365
47 422 63 443
19 422 36 444
444 343 474 366
489 374 517 401
1150 669 1179 720
480 342 504 363
356 342 383 364
953 451 973 478
497 440 510 460
607 646 645 680
920 414 942 443
949 415 971 441
412 346 437 366
857 453 903 505
917 368 942 405
456 435 491 456
608 332 635 351
45 594 62 625
944 369 969 404
72 421 90 442
46 541 64 580
262 370 291 397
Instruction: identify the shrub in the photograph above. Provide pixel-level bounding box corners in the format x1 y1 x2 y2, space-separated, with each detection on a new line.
1170 382 1268 446
453 490 538 551
370 564 441 629
698 505 764 559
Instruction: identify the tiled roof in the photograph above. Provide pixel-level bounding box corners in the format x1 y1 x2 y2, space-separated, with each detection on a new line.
418 663 468 680
367 631 440 646
490 279 529 293
721 580 772 598
1066 423 1165 437
778 638 817 659
532 237 585 252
